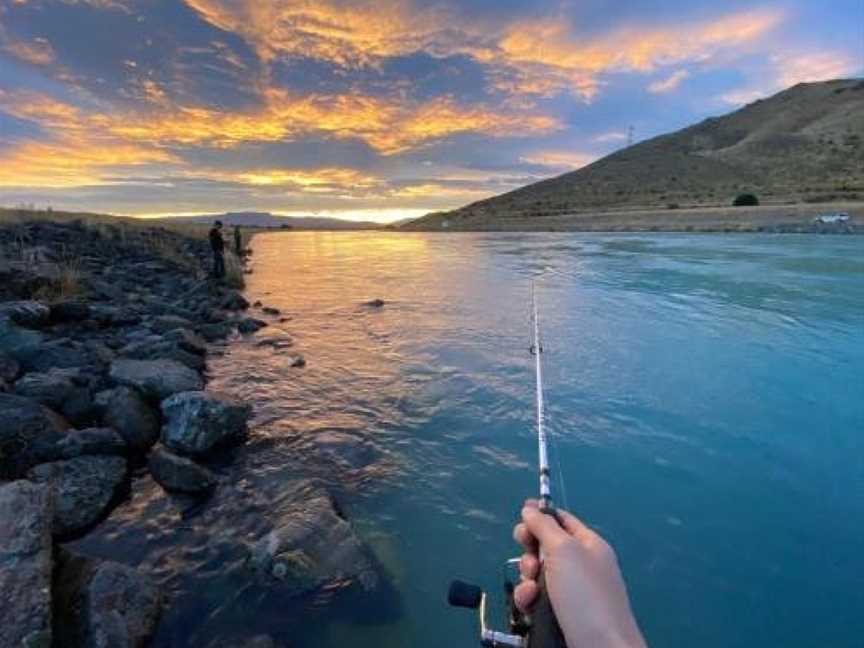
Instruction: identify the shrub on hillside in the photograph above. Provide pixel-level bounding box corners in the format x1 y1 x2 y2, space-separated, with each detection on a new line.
733 193 759 207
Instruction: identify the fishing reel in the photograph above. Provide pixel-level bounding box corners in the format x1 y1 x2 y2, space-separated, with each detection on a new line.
448 566 529 648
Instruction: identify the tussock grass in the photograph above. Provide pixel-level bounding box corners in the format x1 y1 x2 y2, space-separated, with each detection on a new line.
223 251 245 289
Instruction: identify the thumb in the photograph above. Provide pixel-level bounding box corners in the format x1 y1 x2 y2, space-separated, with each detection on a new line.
522 503 568 547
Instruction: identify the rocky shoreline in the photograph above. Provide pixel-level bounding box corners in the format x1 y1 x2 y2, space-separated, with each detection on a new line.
0 220 377 647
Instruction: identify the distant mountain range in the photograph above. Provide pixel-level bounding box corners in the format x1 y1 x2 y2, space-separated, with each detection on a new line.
404 79 864 230
166 211 381 230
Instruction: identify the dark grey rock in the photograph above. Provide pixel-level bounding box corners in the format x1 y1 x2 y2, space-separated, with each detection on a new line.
16 339 98 373
150 314 193 333
197 321 234 342
61 387 100 427
237 317 267 334
0 480 53 648
249 483 378 595
28 455 128 538
13 368 80 410
0 300 51 327
0 393 68 479
50 300 91 323
288 354 306 368
254 335 294 349
103 387 161 453
221 291 250 311
119 339 205 372
110 359 203 401
89 305 141 327
148 446 216 494
0 317 46 363
363 298 385 308
161 391 251 456
163 328 207 355
0 351 20 382
31 427 127 464
262 306 281 315
54 550 162 648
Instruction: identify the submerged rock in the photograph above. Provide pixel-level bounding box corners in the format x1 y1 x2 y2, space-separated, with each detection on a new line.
249 484 378 595
161 391 251 456
237 317 267 334
148 446 216 495
54 550 162 648
110 358 203 401
103 387 161 453
0 480 54 648
363 298 385 308
28 455 128 538
0 393 67 479
313 431 377 469
288 354 306 368
262 306 281 316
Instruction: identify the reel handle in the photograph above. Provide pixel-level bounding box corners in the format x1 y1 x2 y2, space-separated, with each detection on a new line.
527 570 568 648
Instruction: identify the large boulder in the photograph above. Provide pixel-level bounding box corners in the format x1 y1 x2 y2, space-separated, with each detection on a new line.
102 387 160 453
119 338 205 372
221 290 249 311
236 317 266 334
16 339 99 373
149 314 193 333
54 550 162 648
0 393 67 479
248 483 378 595
0 317 45 363
28 455 128 538
163 328 207 356
0 351 21 382
161 391 251 456
50 300 91 323
109 359 203 401
0 481 54 648
0 300 50 327
13 367 80 410
30 427 127 464
197 321 234 342
147 446 216 495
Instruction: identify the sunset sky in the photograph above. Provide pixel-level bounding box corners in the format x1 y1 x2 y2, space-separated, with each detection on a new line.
1 1 862 222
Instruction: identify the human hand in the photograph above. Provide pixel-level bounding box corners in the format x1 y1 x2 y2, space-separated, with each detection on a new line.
513 500 647 648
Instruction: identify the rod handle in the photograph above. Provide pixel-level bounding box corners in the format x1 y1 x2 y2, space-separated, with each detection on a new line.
526 570 568 648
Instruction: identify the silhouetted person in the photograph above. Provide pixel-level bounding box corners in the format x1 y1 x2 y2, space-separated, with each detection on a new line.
209 220 225 279
233 224 243 257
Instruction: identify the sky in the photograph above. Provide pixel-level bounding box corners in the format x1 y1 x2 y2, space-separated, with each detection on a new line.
0 0 862 222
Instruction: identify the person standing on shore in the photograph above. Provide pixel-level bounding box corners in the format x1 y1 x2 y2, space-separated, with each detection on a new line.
233 224 243 257
209 220 225 279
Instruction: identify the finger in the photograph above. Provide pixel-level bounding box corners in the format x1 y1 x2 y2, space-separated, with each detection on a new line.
513 523 538 552
522 504 570 546
519 552 540 581
513 580 539 613
555 508 593 539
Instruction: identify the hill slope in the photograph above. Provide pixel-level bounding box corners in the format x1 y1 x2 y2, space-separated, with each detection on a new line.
405 79 864 230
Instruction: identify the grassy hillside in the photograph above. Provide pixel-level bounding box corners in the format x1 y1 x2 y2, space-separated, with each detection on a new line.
406 79 864 230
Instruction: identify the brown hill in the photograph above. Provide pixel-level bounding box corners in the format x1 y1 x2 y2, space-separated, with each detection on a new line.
405 79 864 231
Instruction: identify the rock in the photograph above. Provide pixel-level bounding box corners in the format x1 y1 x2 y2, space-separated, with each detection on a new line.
13 367 80 410
163 328 207 355
150 314 193 333
161 391 251 456
16 339 98 373
110 359 203 401
254 336 294 349
30 427 127 464
103 387 161 452
120 338 205 372
0 317 46 363
89 305 141 327
363 298 385 308
237 317 267 334
249 484 378 595
0 393 67 479
262 306 281 315
221 290 249 311
252 300 263 308
0 351 20 382
28 455 128 538
148 446 216 495
198 321 234 342
288 354 306 368
313 431 376 469
54 550 162 648
50 300 91 323
0 300 51 327
61 387 100 427
0 481 54 648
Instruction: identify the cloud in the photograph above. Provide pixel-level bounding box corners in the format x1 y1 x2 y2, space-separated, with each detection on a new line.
592 131 628 143
0 35 55 65
648 69 689 93
519 150 595 171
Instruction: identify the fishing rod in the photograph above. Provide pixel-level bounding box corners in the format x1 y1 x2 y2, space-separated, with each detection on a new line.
448 282 567 647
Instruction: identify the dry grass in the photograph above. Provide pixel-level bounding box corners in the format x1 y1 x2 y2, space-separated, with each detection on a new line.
223 251 245 289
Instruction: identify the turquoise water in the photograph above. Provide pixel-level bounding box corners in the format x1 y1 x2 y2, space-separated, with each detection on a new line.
77 232 864 647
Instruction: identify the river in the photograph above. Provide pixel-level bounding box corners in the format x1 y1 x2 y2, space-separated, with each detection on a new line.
75 232 864 648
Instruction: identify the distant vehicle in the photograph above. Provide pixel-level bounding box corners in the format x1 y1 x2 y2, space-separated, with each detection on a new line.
813 212 850 224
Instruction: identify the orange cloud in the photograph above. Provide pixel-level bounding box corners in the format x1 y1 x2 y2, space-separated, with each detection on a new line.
520 150 595 170
1 35 55 65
